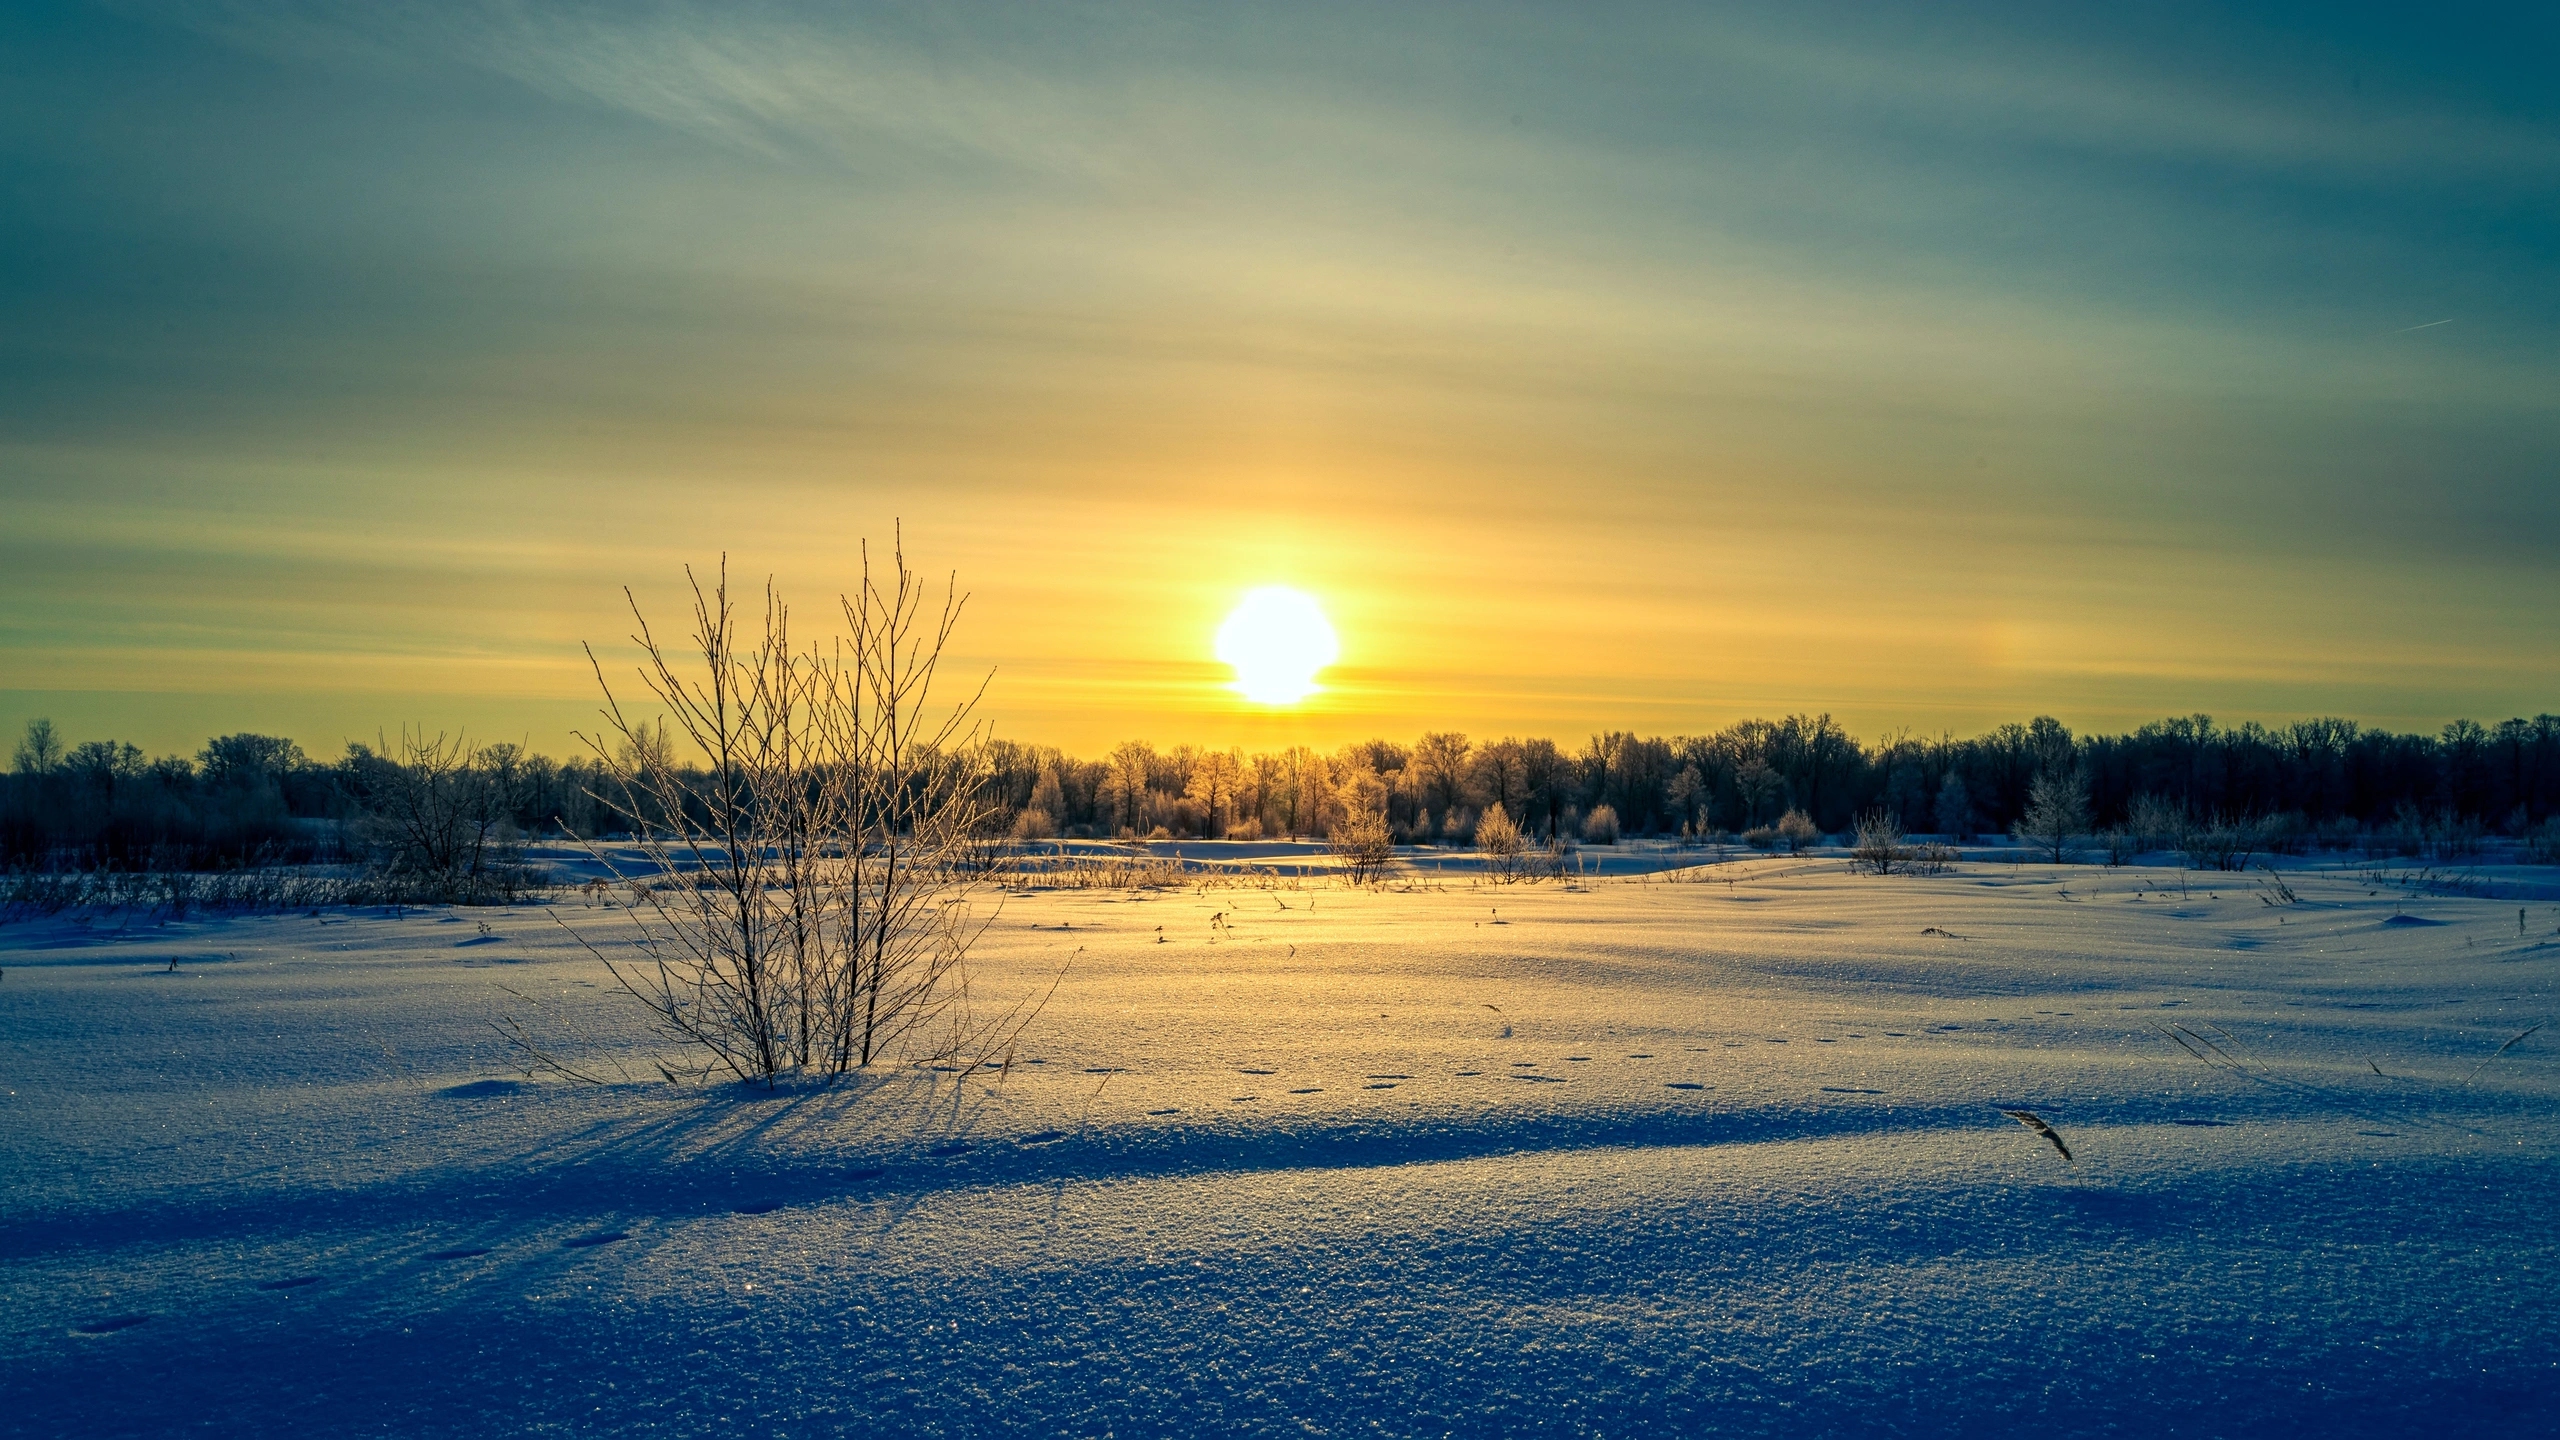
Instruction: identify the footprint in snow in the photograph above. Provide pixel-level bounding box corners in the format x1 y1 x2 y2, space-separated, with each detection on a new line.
1626 1053 1653 1058
255 1276 321 1291
1453 1070 1481 1076
1363 1083 1397 1090
1565 1056 1591 1062
1018 1131 1066 1145
1147 1108 1180 1115
1665 1082 1708 1091
1511 1074 1567 1083
927 1142 972 1157
1239 1068 1276 1075
1288 1087 1322 1094
563 1232 628 1249
424 1247 490 1262
1365 1074 1411 1080
1819 1087 1884 1095
73 1314 150 1335
437 1079 524 1099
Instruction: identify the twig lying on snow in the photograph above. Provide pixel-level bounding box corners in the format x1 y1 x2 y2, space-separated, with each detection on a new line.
1999 1108 2073 1164
2463 1023 2544 1087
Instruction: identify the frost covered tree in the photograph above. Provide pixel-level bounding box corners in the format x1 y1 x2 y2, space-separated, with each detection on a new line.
2015 768 2091 863
1933 774 1972 840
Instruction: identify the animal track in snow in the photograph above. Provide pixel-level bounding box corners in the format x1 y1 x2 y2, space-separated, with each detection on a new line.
1664 1082 1707 1091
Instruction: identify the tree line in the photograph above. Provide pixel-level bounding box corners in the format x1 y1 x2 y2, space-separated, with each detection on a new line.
13 708 2551 874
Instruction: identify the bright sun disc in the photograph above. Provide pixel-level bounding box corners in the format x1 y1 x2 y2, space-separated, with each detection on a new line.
1216 587 1339 705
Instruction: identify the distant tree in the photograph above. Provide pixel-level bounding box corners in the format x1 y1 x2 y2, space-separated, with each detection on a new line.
1665 764 1706 836
199 733 306 788
1776 808 1819 853
1102 740 1155 835
1183 749 1244 834
64 740 145 791
1411 731 1472 827
1028 767 1067 825
1471 738 1526 820
1520 737 1568 838
1933 774 1972 840
2015 768 2092 863
1737 759 1782 827
12 717 63 775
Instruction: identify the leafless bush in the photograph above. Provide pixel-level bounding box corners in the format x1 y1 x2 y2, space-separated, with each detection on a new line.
1851 808 1908 875
1580 804 1621 845
2525 819 2560 865
1741 824 1778 850
343 728 540 903
1476 802 1527 882
2125 793 2184 852
566 542 1042 1087
2099 825 2139 866
1776 808 1820 853
1330 806 1395 885
2180 813 2267 872
1903 841 1958 875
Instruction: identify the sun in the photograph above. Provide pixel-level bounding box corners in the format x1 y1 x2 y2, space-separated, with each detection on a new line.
1215 587 1340 705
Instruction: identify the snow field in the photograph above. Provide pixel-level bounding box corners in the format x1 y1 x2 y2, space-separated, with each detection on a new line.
5 858 2556 1436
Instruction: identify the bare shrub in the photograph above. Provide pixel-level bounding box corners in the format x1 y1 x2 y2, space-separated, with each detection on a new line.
1010 808 1057 841
1225 816 1263 841
1904 841 1958 875
1851 808 1907 875
2525 819 2560 865
2014 769 2090 863
2125 793 2184 852
1776 808 1820 853
567 543 1037 1086
2181 813 2267 872
1741 824 1778 850
1329 806 1395 885
343 728 537 903
2099 825 2139 866
1580 804 1620 845
1476 802 1526 882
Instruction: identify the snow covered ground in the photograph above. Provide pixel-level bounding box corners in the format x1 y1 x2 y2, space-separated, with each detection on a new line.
6 854 2557 1437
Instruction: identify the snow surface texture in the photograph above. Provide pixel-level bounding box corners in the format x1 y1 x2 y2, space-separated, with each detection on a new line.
5 857 2557 1437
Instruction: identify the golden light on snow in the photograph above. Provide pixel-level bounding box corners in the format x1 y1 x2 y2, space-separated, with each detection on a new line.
1215 587 1340 705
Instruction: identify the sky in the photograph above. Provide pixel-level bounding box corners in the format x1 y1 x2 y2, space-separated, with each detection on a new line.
4 1 2556 761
